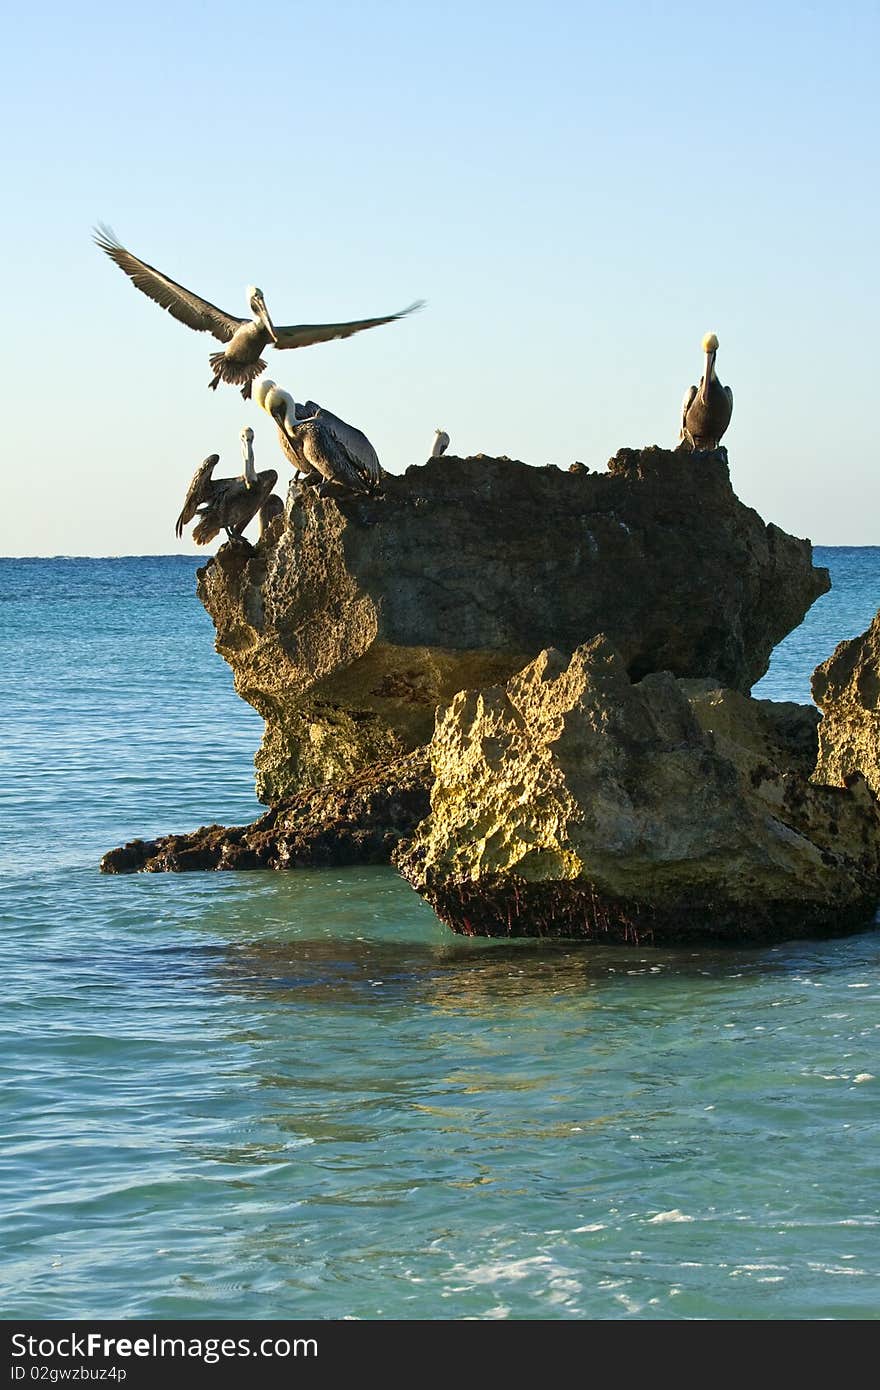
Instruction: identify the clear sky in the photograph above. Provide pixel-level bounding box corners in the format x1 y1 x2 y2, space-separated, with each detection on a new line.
2 0 877 554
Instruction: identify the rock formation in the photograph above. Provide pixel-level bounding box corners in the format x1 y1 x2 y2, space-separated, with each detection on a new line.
197 448 829 802
812 608 880 796
395 639 880 943
104 446 861 949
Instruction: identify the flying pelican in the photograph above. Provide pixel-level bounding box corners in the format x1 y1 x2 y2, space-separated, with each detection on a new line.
94 226 423 399
255 379 382 495
679 333 734 450
430 429 450 458
175 427 278 545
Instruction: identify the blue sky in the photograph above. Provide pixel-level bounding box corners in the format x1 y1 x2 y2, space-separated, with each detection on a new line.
2 0 877 552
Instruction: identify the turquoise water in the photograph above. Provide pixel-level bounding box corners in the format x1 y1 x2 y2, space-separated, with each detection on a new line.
1 550 879 1320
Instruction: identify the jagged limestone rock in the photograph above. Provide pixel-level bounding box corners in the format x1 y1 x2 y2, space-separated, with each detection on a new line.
681 679 821 780
197 449 829 802
395 639 880 942
812 608 880 796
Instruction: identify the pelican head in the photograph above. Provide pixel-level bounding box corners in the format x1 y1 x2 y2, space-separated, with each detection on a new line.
255 378 297 431
247 285 277 342
254 378 276 412
700 332 719 402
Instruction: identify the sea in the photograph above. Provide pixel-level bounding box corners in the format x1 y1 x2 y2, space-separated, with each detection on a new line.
1 547 878 1321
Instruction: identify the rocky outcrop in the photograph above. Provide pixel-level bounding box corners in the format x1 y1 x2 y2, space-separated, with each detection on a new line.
100 751 430 874
395 640 880 943
198 449 829 802
812 608 880 796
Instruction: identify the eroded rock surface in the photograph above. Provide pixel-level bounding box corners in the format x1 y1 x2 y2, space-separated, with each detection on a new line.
395 640 880 942
812 608 880 795
198 449 829 801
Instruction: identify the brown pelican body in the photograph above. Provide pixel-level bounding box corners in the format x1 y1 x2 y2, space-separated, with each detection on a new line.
175 429 278 545
255 380 382 496
94 226 423 400
680 333 733 450
431 428 450 458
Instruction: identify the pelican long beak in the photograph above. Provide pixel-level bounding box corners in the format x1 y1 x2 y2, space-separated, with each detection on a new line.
700 350 716 405
255 295 277 343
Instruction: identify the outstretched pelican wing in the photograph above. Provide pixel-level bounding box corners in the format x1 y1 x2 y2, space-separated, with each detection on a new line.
176 455 220 538
273 301 424 351
94 227 245 343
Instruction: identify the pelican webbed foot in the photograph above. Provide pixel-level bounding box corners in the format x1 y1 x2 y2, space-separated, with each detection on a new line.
223 528 252 549
316 480 357 500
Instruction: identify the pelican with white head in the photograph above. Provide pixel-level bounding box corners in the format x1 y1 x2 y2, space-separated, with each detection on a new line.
679 332 733 451
431 429 450 458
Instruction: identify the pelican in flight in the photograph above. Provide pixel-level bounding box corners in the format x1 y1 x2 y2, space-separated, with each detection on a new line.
255 379 382 496
94 226 423 399
680 333 734 451
430 429 450 458
175 427 278 545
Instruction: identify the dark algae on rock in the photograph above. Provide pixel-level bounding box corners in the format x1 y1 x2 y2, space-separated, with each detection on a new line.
101 752 430 874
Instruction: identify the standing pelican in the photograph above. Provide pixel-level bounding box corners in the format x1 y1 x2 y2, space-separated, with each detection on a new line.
679 333 734 450
175 428 278 545
255 379 382 496
253 381 314 483
94 227 423 399
430 429 450 458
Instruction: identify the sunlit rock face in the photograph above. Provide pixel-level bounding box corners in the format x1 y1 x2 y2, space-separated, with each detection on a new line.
197 448 829 802
812 608 880 797
395 639 880 943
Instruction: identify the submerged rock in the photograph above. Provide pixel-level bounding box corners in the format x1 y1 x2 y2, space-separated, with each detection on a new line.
100 752 430 874
395 640 880 943
197 448 828 802
812 607 880 796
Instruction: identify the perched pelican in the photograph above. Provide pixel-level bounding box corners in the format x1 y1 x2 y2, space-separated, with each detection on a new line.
94 226 423 399
175 427 278 545
254 381 314 483
430 429 450 458
679 333 734 450
255 379 382 495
